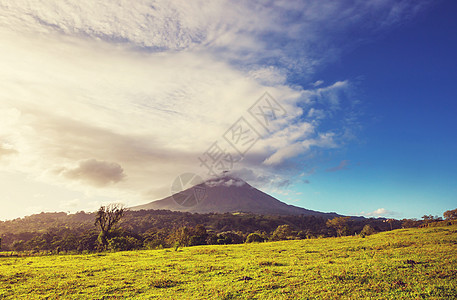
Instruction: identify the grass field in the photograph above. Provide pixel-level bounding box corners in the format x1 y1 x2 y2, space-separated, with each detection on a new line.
1 225 456 299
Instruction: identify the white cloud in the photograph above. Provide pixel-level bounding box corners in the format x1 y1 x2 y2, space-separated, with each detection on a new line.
0 1 429 73
312 80 324 87
0 0 217 50
263 143 304 166
307 108 326 120
363 208 397 217
0 31 301 209
263 131 337 166
205 178 246 188
224 179 245 187
0 24 352 209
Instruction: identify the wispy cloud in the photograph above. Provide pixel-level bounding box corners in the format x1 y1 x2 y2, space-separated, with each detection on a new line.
0 1 430 77
326 160 350 172
312 80 324 87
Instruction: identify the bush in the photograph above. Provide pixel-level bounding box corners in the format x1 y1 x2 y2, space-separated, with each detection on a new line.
215 232 243 245
12 240 26 252
246 233 265 243
189 225 208 246
326 217 350 237
360 224 376 237
271 225 294 241
444 208 457 220
143 240 165 250
108 236 142 251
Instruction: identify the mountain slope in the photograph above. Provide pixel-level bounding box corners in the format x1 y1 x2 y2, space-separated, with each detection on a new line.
131 176 340 218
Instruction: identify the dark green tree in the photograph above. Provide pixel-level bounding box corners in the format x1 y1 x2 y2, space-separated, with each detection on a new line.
189 225 208 246
215 231 243 244
170 227 192 250
12 240 25 252
108 236 142 251
271 224 294 241
94 204 125 250
360 224 376 237
326 217 350 237
246 232 265 243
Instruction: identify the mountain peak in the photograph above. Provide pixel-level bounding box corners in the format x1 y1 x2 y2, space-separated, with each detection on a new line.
131 173 340 218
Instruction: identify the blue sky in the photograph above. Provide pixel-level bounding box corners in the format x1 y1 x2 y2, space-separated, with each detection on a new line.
271 1 457 218
0 0 456 220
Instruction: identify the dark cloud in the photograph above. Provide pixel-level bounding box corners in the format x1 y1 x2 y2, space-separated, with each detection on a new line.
60 159 126 187
0 144 17 159
325 160 349 172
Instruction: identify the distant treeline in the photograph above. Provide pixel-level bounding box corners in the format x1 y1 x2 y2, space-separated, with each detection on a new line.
1 208 456 253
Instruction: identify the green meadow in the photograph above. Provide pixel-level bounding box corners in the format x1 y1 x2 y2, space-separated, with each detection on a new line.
1 225 456 299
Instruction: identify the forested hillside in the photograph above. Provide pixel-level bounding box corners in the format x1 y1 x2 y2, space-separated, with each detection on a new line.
0 208 427 252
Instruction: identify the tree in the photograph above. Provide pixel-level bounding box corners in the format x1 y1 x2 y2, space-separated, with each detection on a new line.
271 224 294 241
77 230 99 252
189 225 208 246
386 219 395 230
422 215 442 225
401 218 418 228
12 240 25 252
215 232 243 245
94 204 125 250
246 233 265 243
173 227 192 250
443 208 457 220
108 236 141 251
326 217 350 237
360 224 376 237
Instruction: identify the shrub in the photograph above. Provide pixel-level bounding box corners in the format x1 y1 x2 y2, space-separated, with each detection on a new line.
108 236 142 251
360 224 376 237
326 217 350 237
12 240 26 252
444 208 457 220
246 233 265 243
215 232 243 245
271 225 294 241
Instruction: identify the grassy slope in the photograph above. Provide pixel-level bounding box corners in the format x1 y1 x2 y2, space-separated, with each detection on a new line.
1 225 456 299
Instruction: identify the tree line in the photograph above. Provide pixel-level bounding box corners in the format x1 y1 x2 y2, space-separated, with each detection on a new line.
0 207 455 253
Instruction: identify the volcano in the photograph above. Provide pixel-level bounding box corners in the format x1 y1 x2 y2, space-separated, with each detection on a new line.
131 175 340 218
